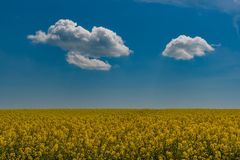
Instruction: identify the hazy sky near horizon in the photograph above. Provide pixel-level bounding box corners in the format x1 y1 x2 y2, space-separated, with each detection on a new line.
0 0 240 108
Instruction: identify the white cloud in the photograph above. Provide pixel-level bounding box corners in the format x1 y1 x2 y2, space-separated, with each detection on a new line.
66 52 111 71
28 19 131 70
162 35 214 60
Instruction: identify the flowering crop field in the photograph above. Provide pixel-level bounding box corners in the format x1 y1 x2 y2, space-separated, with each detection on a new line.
0 109 240 160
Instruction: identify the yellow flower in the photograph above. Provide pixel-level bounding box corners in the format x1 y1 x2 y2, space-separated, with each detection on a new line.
0 109 239 159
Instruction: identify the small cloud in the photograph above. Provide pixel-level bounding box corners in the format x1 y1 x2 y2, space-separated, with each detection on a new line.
162 35 214 60
28 19 131 71
66 52 111 71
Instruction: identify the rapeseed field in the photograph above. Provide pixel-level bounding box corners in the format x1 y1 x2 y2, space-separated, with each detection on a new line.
0 109 239 160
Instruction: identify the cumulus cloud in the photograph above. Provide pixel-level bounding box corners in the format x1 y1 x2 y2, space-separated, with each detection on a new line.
162 35 214 60
28 19 131 71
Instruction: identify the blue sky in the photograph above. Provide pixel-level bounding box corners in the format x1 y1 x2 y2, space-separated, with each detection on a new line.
0 0 240 108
